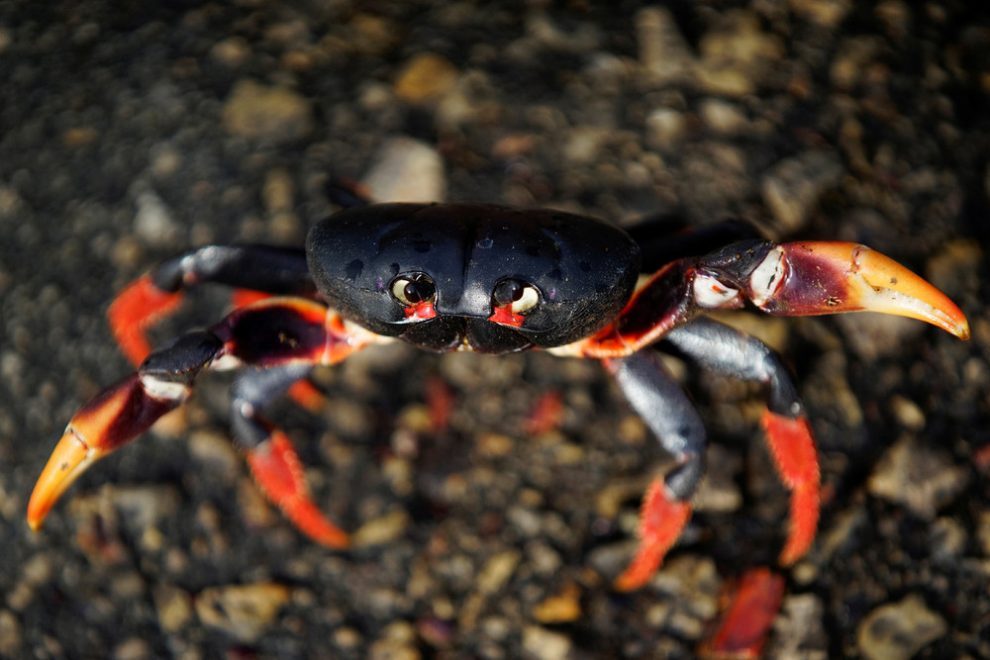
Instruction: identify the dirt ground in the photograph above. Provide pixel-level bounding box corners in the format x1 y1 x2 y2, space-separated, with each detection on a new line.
0 2 988 658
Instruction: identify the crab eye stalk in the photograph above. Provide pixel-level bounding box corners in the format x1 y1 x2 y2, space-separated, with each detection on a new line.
493 279 540 315
391 274 436 306
489 279 541 327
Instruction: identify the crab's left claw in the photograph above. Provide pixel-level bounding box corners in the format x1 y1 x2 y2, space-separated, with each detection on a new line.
27 429 98 531
750 242 970 339
28 374 183 530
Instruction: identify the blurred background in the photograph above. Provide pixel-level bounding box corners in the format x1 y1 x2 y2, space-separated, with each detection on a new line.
0 1 987 657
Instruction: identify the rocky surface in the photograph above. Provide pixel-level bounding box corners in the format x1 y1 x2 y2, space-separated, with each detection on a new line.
0 2 987 658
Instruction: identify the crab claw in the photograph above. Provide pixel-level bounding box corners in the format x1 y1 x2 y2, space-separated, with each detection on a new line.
751 242 970 339
27 374 184 530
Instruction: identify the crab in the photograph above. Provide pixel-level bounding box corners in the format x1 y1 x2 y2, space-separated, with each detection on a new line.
27 202 969 590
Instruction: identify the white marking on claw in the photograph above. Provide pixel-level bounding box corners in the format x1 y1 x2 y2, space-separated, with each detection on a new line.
139 375 191 401
749 246 786 307
694 274 739 308
210 354 243 371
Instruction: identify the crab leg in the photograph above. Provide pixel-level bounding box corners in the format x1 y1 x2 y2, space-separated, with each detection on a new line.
564 240 969 590
28 298 379 547
578 239 969 357
109 245 314 364
233 364 349 547
664 318 820 565
605 352 705 591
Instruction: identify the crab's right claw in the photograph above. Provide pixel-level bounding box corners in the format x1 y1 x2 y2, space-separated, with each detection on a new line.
27 374 184 531
754 242 970 340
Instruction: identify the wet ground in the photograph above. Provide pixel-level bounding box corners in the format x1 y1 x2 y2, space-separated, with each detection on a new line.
1 2 988 658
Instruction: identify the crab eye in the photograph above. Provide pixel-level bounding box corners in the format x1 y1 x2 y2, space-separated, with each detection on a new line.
391 274 436 306
493 279 540 315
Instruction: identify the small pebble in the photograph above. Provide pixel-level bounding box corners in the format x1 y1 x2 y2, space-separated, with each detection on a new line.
789 0 851 27
222 80 313 143
888 395 925 431
635 7 693 82
209 37 250 67
194 582 291 643
333 626 363 650
352 510 411 548
112 637 151 660
363 137 446 203
648 555 721 640
699 98 747 134
977 511 990 557
0 610 22 658
929 517 967 561
522 625 572 660
134 189 180 247
761 150 843 233
868 436 969 519
857 595 946 660
768 594 827 660
394 53 459 105
645 108 688 152
532 581 581 624
154 584 194 633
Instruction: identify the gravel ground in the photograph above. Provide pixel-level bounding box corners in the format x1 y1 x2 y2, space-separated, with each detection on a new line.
1 2 988 658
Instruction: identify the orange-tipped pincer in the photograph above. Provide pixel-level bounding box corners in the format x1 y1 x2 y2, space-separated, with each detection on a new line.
27 428 99 530
108 275 184 365
27 374 183 531
759 242 970 339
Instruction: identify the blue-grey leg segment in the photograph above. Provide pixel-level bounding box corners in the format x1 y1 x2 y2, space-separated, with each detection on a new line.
607 352 706 501
230 363 313 451
663 318 804 419
151 244 314 296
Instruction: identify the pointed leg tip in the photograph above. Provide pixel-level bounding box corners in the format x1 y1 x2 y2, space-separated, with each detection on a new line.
611 478 693 592
247 433 350 551
317 529 350 550
613 569 649 592
778 546 801 567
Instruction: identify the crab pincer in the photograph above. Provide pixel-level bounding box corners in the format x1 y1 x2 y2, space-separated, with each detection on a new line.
746 241 969 339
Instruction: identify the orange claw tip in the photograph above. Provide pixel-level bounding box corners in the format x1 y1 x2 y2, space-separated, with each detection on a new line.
777 242 971 340
26 428 99 531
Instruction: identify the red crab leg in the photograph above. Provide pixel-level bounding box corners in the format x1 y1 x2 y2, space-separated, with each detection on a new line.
108 245 316 365
700 567 785 658
571 240 968 358
565 237 971 589
606 353 705 591
108 274 185 365
614 477 692 591
663 318 821 566
29 298 379 548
